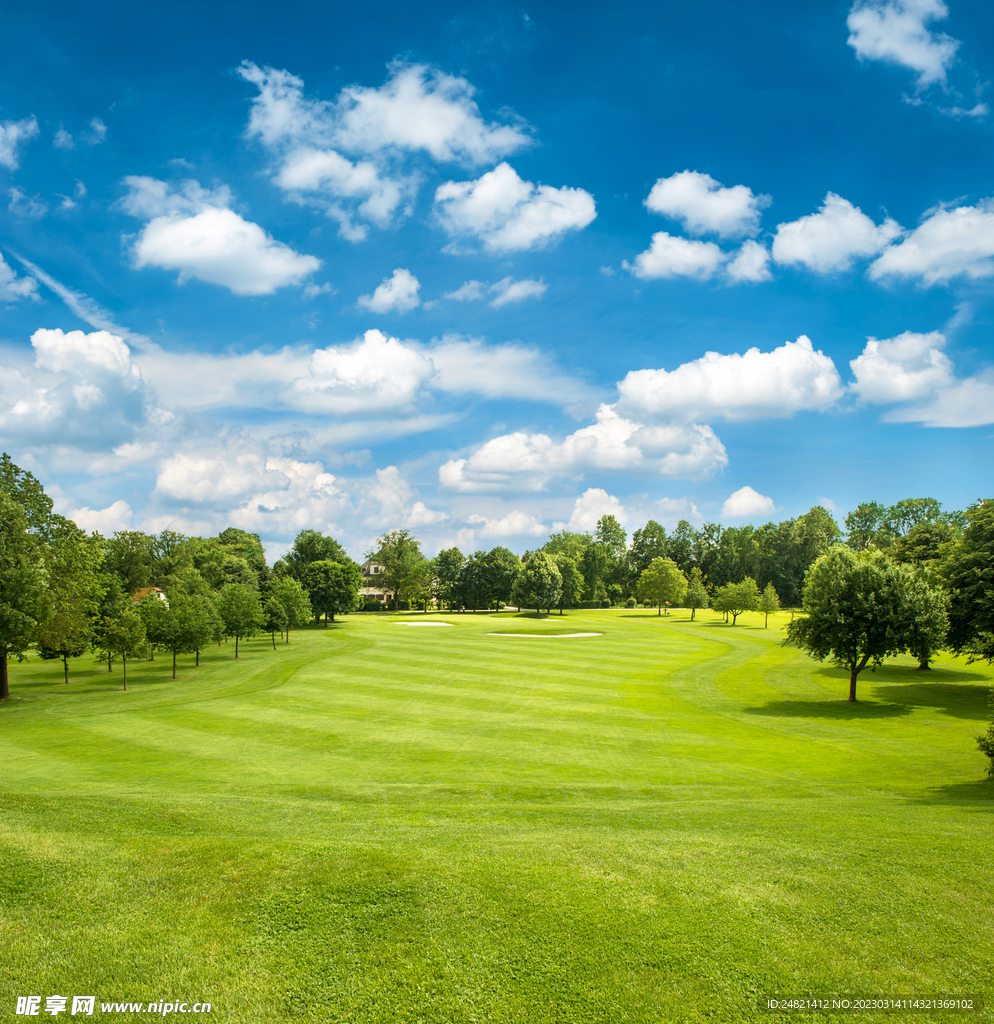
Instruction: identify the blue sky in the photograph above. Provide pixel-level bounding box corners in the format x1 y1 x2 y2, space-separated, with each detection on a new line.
1 0 992 559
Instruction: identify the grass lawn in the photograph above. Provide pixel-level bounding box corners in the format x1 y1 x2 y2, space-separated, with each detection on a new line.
1 609 992 1022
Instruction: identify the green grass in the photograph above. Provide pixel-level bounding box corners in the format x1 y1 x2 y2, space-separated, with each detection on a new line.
1 609 992 1023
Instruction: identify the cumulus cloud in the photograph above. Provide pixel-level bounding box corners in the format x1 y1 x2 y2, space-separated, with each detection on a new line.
439 276 546 307
286 329 434 414
121 176 320 295
653 497 704 528
645 170 770 238
0 252 39 301
722 486 776 519
0 116 39 170
69 499 133 535
468 509 547 538
439 405 727 492
561 488 627 532
617 336 844 422
849 329 994 426
725 240 772 282
238 61 530 240
624 232 726 280
53 128 74 151
357 267 421 313
434 162 596 252
847 0 959 87
868 198 994 284
0 328 159 448
772 193 903 272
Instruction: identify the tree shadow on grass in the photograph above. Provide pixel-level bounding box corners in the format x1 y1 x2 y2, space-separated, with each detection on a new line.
907 779 994 809
872 681 991 720
743 699 912 720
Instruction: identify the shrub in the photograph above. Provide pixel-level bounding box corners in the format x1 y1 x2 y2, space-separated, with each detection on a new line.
625 597 637 608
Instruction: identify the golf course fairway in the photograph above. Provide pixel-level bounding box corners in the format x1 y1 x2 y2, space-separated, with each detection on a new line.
1 609 991 1023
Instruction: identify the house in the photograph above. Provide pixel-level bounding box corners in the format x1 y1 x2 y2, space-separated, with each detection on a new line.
131 586 170 609
359 559 392 604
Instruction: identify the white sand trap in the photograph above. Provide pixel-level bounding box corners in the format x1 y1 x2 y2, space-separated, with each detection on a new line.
487 632 602 638
392 621 455 627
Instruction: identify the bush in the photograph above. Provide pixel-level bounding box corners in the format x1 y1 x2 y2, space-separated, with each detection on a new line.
979 723 994 778
625 597 637 608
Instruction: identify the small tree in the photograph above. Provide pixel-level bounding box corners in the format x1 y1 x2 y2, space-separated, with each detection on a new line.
511 553 562 615
216 583 264 657
102 608 148 690
305 560 362 624
759 582 781 628
684 567 708 622
904 568 950 670
786 547 918 702
712 577 761 625
263 597 288 649
555 555 584 615
637 558 686 615
271 577 312 644
401 560 434 612
433 547 465 610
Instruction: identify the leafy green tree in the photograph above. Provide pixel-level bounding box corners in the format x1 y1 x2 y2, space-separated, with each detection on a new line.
541 530 592 562
668 520 696 573
305 560 362 624
684 567 708 621
579 542 611 601
368 529 424 610
182 592 223 666
943 499 994 663
216 583 264 657
137 593 170 660
483 547 522 609
263 596 288 649
402 559 435 612
277 529 349 582
627 520 668 586
270 577 313 644
511 553 562 614
903 569 950 670
712 578 761 625
637 558 686 615
103 530 156 594
432 547 464 609
454 552 488 611
786 547 918 702
555 555 584 614
845 501 889 551
595 515 627 558
893 520 955 568
759 581 781 628
36 518 105 683
886 497 944 537
0 495 49 700
102 608 148 691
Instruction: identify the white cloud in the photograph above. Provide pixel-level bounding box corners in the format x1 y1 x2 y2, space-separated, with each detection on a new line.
467 509 548 538
434 162 596 253
772 192 902 272
849 330 953 402
359 465 449 528
357 267 421 313
849 329 994 426
645 170 770 238
84 118 107 145
721 486 776 519
868 198 994 284
443 280 487 302
0 116 39 170
624 232 726 280
0 253 38 301
439 405 727 493
488 277 547 308
8 187 47 219
69 499 133 535
561 488 627 532
617 336 844 422
53 128 74 150
847 0 958 87
653 497 704 529
122 177 320 295
725 240 772 282
286 329 434 414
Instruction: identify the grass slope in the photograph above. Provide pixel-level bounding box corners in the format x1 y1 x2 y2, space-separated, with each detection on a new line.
1 609 992 1023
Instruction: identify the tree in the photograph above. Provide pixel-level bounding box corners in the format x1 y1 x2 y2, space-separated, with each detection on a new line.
401 559 434 612
579 542 611 602
433 547 464 609
182 592 223 666
595 515 627 558
305 560 361 624
555 555 584 614
36 518 105 683
845 501 889 551
216 584 264 657
511 553 562 614
263 597 288 649
0 453 54 536
103 530 156 594
637 558 686 615
270 577 312 644
903 568 950 670
483 547 522 609
278 529 349 582
712 578 761 625
627 521 668 586
785 547 918 702
368 530 424 610
102 608 148 691
943 500 994 663
684 567 708 621
454 552 488 611
759 581 781 628
0 495 49 700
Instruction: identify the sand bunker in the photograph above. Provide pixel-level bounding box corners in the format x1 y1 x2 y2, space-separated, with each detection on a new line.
487 632 602 638
392 621 455 627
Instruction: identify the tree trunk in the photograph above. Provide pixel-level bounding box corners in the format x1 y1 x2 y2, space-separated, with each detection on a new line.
235 634 239 658
63 654 69 684
271 630 276 650
691 607 696 621
732 612 739 625
122 656 127 691
1 654 8 700
286 626 290 645
657 603 661 616
196 649 200 667
849 653 871 702
172 650 177 680
764 611 769 627
108 651 112 672
917 660 931 670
